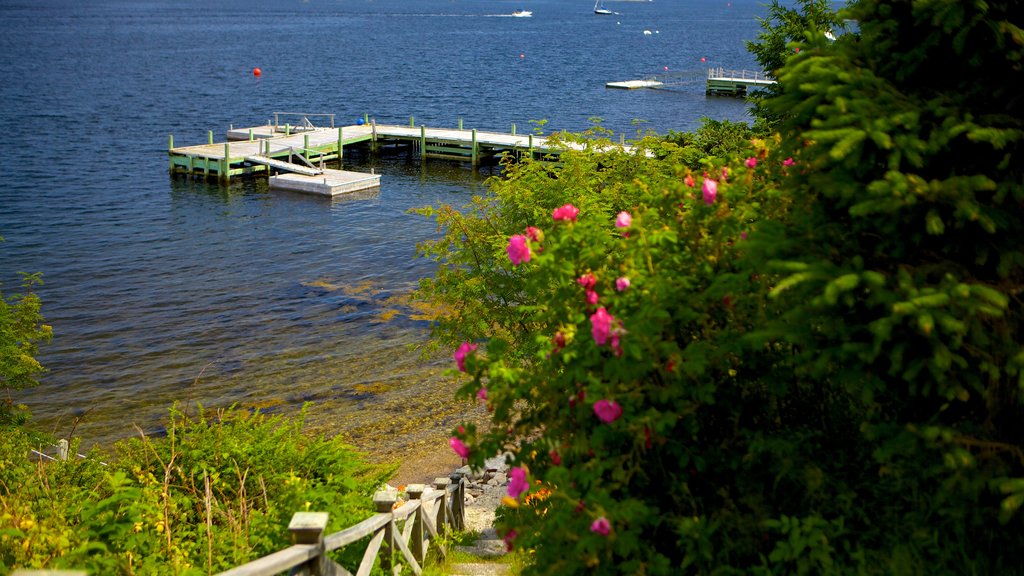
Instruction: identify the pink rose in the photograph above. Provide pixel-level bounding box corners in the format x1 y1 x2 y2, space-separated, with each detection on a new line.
783 157 795 167
507 234 530 265
552 204 580 222
590 307 614 345
577 272 597 290
615 277 630 292
702 178 718 206
508 467 529 499
454 342 477 372
586 289 599 305
590 517 611 536
449 437 470 459
593 399 622 423
476 387 488 401
615 211 632 228
524 226 542 242
503 529 517 551
745 157 757 168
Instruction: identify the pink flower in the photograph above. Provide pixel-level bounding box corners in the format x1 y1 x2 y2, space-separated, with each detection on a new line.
524 226 542 242
721 166 729 181
449 437 470 459
615 211 632 228
503 529 517 551
590 307 614 345
684 174 695 187
783 157 795 167
702 178 718 206
454 342 477 372
615 277 630 292
508 467 529 499
745 157 758 168
552 204 580 222
740 231 749 241
590 517 611 536
507 234 530 265
577 272 597 290
477 387 488 401
586 289 599 305
593 399 622 423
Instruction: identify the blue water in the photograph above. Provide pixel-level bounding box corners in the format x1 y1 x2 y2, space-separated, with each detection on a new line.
0 0 766 450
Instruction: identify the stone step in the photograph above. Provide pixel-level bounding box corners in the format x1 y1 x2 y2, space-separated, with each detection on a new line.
448 562 511 576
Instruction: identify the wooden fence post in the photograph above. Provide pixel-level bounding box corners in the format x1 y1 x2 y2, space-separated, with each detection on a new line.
407 484 426 564
289 511 329 576
449 470 466 531
374 491 398 573
433 477 451 535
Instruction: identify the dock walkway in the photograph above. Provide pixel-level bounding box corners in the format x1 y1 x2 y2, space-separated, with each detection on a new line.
168 121 633 186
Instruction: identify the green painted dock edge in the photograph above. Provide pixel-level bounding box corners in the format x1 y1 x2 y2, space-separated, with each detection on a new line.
168 128 374 183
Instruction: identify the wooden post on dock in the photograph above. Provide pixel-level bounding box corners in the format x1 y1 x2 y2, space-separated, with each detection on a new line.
303 134 309 160
342 127 350 166
221 143 230 183
471 129 478 167
420 125 426 160
511 123 516 135
208 130 213 145
528 134 534 160
620 134 625 146
410 116 415 127
249 128 253 141
168 135 174 171
458 118 463 130
374 491 398 573
289 512 329 576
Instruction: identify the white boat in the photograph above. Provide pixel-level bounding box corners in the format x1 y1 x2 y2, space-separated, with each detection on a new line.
512 9 533 17
594 0 613 14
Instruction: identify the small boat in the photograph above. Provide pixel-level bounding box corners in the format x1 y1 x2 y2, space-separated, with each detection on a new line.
594 0 613 14
512 9 533 17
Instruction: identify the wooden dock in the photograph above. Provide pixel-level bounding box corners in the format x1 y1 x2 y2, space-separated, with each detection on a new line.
168 117 628 190
604 68 776 96
705 67 775 96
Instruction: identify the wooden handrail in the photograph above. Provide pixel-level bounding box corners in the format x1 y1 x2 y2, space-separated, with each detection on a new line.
212 473 466 576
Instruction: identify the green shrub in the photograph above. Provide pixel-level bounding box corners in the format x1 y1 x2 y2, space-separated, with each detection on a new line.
0 405 394 574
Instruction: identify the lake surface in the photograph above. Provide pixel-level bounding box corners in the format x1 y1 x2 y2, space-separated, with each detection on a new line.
0 0 767 453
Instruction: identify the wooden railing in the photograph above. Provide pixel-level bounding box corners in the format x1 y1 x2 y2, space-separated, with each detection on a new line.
216 471 466 576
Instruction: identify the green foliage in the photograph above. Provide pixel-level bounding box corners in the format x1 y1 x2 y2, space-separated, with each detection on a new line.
0 405 394 574
416 0 1024 573
1 239 53 404
745 0 848 134
665 118 757 168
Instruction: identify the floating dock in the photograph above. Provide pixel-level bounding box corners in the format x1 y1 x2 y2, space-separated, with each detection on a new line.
606 79 664 90
270 169 381 197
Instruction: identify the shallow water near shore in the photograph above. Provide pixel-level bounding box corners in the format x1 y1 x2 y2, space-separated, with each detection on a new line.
0 0 766 455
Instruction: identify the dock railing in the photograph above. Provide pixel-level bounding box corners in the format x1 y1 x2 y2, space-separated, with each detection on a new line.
273 112 336 133
215 471 466 576
706 67 774 83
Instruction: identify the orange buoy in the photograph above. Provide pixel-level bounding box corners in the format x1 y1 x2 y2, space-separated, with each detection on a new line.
253 67 262 77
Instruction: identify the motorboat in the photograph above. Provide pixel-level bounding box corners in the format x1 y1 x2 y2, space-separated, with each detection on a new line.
512 9 533 17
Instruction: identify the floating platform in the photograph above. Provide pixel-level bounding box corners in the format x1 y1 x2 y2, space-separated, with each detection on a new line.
270 168 381 197
606 79 664 90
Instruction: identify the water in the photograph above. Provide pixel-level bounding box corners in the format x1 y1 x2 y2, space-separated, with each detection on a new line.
0 0 767 452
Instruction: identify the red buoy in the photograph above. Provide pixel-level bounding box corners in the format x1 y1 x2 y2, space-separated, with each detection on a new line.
700 57 706 63
253 67 262 77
